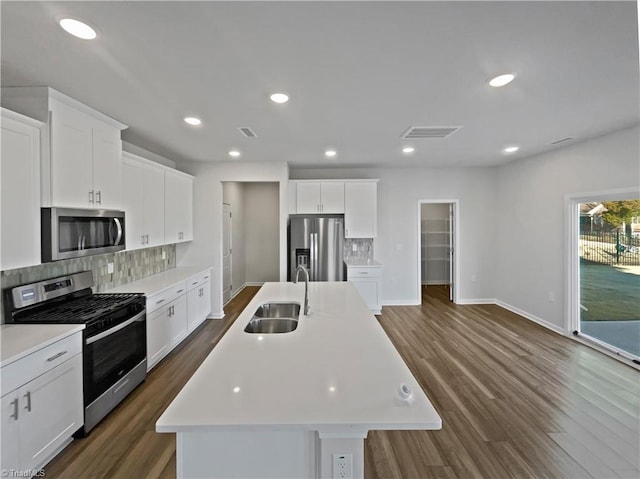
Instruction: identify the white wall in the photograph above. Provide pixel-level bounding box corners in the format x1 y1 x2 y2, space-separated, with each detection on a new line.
244 182 280 283
222 182 246 299
175 161 289 318
494 125 640 330
290 167 498 304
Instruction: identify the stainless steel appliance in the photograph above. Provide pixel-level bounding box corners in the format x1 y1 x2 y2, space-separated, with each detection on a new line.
4 271 146 435
41 208 125 262
288 214 345 281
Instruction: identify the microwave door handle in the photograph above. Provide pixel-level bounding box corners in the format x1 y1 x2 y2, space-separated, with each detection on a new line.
85 310 145 345
113 218 123 246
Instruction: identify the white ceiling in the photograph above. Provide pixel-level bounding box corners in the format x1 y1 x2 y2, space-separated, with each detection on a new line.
1 1 638 168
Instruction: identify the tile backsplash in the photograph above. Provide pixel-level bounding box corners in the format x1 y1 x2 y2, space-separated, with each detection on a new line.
1 245 176 320
344 238 374 262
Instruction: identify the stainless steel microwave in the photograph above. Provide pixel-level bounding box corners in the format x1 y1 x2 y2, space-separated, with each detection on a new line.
41 208 125 262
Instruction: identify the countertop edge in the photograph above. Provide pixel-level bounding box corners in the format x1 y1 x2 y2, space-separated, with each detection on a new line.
0 324 85 368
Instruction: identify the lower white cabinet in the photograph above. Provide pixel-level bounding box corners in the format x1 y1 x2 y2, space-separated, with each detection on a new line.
1 332 83 474
347 265 382 315
186 270 212 333
145 269 212 371
146 281 187 371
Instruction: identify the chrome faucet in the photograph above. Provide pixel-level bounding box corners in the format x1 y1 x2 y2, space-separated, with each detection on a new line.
294 265 310 315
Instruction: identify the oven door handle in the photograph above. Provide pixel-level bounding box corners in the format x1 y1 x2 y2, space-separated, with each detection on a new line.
85 310 145 345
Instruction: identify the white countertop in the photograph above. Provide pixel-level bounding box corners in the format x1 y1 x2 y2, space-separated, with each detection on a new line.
156 281 440 434
345 259 382 267
0 324 85 368
104 266 210 297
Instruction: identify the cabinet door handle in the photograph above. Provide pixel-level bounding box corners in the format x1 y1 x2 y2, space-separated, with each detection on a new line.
10 398 18 420
89 190 95 204
46 350 68 362
23 392 31 412
96 190 102 205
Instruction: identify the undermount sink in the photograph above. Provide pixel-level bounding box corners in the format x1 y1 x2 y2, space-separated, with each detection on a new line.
244 302 301 334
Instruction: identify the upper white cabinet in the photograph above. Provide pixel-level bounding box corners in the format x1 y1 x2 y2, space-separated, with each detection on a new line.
295 181 344 214
344 181 378 238
1 108 42 271
1 87 127 210
122 152 165 250
165 169 194 244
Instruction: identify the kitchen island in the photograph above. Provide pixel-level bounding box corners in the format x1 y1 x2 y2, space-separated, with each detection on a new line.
156 281 441 479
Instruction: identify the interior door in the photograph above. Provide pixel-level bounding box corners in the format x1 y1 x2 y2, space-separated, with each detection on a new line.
222 204 232 304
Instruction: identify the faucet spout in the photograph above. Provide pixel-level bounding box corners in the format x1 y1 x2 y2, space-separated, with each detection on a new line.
294 265 310 315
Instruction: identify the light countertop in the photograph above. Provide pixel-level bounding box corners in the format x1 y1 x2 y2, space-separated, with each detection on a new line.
345 259 383 267
104 266 211 297
0 324 85 368
156 281 440 434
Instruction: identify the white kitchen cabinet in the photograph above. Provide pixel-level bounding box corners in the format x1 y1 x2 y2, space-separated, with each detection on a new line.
165 169 194 244
146 306 171 370
122 153 165 250
146 281 189 371
296 181 344 214
347 265 382 314
1 87 127 210
186 269 212 333
1 332 83 474
1 108 42 271
344 181 378 238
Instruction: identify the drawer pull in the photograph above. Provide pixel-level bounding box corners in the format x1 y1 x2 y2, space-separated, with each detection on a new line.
46 351 67 362
192 281 199 285
204 276 209 280
10 398 18 420
177 289 185 294
156 299 165 304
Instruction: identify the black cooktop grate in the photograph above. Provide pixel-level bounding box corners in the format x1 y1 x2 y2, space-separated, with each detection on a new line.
13 293 144 324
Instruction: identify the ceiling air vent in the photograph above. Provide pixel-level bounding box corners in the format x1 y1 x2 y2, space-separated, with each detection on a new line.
237 127 257 138
400 126 461 139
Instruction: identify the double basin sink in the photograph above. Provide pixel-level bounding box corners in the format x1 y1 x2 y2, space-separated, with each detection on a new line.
244 302 301 334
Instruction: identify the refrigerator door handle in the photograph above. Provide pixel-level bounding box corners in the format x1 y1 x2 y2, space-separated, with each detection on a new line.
311 233 318 281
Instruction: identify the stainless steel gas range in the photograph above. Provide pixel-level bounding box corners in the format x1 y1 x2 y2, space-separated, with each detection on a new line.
3 271 146 435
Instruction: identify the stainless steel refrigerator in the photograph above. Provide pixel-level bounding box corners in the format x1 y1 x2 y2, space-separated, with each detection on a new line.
288 215 345 281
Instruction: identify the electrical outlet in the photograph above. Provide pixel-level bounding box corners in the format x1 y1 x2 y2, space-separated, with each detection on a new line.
107 262 114 274
352 243 358 252
162 251 167 260
332 453 353 479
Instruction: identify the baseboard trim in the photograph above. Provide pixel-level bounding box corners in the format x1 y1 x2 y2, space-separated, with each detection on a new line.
457 298 497 305
495 300 566 336
210 310 225 319
244 282 265 287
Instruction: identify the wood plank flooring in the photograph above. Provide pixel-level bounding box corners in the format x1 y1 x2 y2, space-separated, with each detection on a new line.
44 284 639 479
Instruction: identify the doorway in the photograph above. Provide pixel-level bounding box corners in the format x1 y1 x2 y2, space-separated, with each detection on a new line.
418 200 458 303
568 189 640 364
222 203 232 304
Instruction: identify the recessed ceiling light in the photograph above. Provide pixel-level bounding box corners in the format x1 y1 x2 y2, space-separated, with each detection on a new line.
325 149 337 158
229 150 241 158
489 73 516 87
233 386 241 393
328 386 336 392
503 146 519 154
402 146 415 154
184 117 201 126
59 18 97 40
270 93 289 104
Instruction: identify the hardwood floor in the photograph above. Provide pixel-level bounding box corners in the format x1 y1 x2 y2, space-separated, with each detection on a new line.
44 284 639 479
